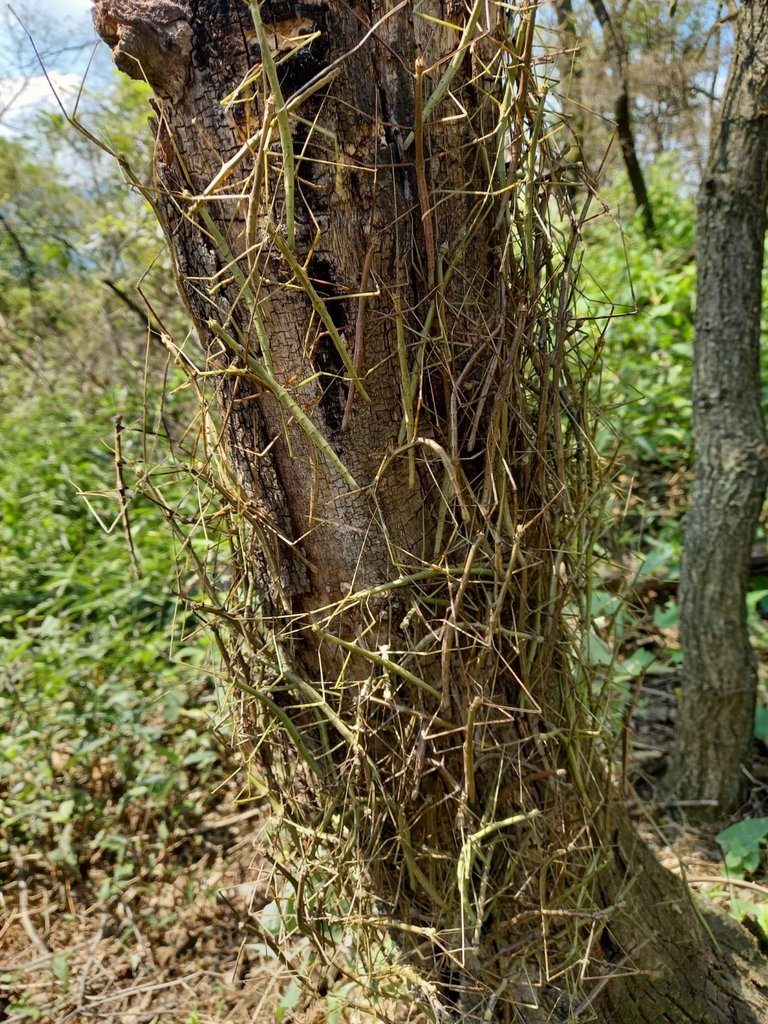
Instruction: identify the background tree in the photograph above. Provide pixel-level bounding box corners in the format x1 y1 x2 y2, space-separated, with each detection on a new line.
667 0 768 814
0 77 182 388
90 0 768 1020
587 0 656 235
552 0 768 815
552 1 730 204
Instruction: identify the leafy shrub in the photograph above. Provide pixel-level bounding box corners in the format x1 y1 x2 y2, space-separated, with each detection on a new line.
0 382 228 885
586 157 697 476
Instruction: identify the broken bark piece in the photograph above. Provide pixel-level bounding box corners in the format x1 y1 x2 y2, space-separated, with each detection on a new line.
92 0 192 99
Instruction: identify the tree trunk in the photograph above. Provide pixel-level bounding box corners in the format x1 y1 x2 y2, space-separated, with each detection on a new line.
588 0 655 237
554 0 586 206
668 0 768 816
92 0 768 1019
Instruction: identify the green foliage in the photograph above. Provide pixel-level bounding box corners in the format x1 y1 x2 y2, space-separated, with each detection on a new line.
714 816 768 947
728 898 768 945
0 375 226 884
588 157 696 476
0 76 183 392
755 705 768 745
0 75 236 912
582 160 697 681
716 818 768 876
589 158 768 696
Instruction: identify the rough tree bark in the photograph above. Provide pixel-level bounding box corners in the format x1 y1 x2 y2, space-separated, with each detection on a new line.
91 0 768 1019
668 0 768 816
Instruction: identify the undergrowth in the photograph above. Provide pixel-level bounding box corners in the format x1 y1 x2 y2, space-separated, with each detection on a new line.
0 380 232 895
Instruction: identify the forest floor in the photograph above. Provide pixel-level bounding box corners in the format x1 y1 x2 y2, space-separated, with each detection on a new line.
1 759 412 1023
3 701 768 1024
0 792 301 1023
4 537 768 1024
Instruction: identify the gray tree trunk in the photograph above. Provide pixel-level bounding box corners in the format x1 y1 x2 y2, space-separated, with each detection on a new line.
668 0 768 816
92 0 768 1019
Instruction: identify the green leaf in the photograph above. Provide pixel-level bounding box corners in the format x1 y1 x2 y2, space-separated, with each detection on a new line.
730 897 768 941
638 543 676 579
277 977 304 1018
50 798 75 823
7 1004 43 1020
584 629 613 667
717 818 768 876
755 706 768 744
51 954 70 984
653 601 679 630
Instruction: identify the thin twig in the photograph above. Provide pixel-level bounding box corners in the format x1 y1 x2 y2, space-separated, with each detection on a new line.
114 414 141 578
9 845 50 956
342 242 377 431
685 875 768 898
414 56 436 291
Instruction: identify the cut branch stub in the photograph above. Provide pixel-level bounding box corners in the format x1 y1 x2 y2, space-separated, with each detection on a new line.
92 0 192 99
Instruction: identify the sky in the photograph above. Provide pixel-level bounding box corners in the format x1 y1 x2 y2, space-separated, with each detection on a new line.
0 0 111 135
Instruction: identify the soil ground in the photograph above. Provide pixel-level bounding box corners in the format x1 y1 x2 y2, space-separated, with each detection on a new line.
0 786 409 1023
4 635 768 1022
0 797 299 1023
